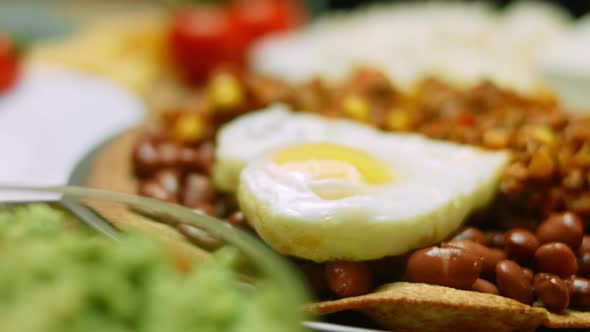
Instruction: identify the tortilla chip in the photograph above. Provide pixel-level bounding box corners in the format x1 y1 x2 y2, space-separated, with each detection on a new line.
309 282 590 331
544 310 590 329
86 129 210 265
86 130 140 195
309 282 545 332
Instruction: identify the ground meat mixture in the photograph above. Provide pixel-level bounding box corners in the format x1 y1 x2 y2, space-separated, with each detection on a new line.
132 67 590 312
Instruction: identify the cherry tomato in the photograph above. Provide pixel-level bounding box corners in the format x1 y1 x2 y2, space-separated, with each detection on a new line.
169 6 243 84
231 0 305 47
169 1 305 84
0 33 19 95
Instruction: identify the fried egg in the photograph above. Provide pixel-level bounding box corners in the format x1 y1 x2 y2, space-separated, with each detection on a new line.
214 105 509 262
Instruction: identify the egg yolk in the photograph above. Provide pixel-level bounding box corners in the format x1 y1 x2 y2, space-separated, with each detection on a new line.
274 143 393 185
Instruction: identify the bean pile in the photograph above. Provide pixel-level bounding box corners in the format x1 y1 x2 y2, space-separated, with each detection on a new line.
406 214 590 312
132 68 590 311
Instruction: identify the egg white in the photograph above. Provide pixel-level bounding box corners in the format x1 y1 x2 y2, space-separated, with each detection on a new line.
215 105 510 262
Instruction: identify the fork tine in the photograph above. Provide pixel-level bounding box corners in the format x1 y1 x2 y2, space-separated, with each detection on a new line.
59 198 122 241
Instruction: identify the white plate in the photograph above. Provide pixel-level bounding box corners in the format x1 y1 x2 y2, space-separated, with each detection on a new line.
0 65 143 199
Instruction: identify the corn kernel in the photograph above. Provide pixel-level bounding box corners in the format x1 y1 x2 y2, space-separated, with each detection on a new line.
483 128 510 149
528 147 555 179
208 73 244 111
525 125 556 145
172 112 205 143
342 95 370 122
387 110 410 131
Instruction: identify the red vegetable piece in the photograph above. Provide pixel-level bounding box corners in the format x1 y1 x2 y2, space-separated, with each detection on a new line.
0 33 19 95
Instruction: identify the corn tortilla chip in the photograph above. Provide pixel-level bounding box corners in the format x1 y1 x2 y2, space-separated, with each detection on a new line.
308 282 590 331
544 310 590 329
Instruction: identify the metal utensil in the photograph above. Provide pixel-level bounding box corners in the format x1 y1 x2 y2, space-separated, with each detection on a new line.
303 322 388 332
59 197 122 241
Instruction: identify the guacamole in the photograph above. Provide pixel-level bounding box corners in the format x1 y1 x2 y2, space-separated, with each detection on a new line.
0 204 302 332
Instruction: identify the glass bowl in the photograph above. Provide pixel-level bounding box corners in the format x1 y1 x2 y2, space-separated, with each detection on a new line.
0 185 310 332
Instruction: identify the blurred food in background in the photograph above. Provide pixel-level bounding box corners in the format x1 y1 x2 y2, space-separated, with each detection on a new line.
170 0 305 84
252 2 571 94
27 10 171 95
26 0 307 95
18 0 590 110
540 14 590 110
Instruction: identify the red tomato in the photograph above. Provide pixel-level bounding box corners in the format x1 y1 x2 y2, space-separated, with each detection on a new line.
232 0 305 46
169 6 244 84
169 1 305 84
0 33 19 95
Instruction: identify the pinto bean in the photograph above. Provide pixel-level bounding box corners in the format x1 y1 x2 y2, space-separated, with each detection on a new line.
325 261 373 297
534 242 578 278
534 273 569 312
496 260 534 305
536 212 584 248
406 246 483 290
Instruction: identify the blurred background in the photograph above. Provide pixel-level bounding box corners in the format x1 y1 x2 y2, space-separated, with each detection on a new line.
1 0 589 104
331 0 590 16
1 0 589 40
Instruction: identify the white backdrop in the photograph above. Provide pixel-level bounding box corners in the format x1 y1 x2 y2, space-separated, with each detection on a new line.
0 65 143 188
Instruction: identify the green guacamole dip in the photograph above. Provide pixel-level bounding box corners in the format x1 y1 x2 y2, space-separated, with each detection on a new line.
0 204 302 332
